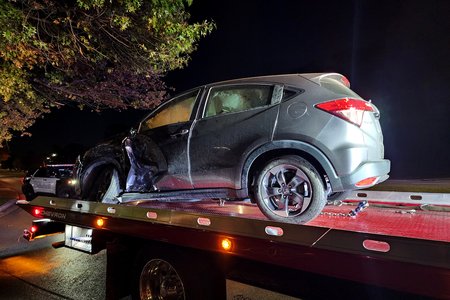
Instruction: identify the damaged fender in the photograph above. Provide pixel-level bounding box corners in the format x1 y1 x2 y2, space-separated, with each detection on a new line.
76 133 167 200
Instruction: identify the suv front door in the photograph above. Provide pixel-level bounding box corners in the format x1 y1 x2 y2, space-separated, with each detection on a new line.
30 167 58 194
137 89 201 190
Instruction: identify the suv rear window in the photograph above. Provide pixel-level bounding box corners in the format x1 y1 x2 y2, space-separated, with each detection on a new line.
319 77 362 99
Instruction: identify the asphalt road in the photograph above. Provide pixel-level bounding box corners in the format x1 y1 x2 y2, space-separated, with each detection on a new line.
0 202 107 300
0 176 22 206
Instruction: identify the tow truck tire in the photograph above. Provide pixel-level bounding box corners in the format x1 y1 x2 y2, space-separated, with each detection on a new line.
132 245 224 300
254 155 326 224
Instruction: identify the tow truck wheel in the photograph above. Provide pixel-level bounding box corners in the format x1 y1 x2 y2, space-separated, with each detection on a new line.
133 245 224 300
139 258 185 300
254 155 326 224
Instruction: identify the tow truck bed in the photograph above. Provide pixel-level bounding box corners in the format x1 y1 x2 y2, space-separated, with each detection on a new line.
17 194 450 299
126 197 450 242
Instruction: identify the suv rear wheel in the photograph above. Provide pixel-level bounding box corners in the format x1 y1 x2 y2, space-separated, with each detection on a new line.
254 155 326 224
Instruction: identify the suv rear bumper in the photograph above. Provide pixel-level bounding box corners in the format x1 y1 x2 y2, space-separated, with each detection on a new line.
334 159 391 191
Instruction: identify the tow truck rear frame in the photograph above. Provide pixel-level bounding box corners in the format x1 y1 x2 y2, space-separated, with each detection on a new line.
17 193 450 299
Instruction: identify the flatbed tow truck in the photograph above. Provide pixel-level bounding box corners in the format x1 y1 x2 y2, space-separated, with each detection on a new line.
17 191 450 299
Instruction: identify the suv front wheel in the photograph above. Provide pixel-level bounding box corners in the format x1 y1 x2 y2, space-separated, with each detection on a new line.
254 155 326 224
86 166 121 203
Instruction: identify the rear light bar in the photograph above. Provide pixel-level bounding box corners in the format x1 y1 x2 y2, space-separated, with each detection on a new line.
33 208 43 217
315 98 374 127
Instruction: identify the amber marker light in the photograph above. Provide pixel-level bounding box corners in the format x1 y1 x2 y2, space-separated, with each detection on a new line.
221 238 233 251
355 176 378 187
96 218 105 227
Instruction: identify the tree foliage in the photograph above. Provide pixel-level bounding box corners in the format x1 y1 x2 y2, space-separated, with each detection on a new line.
0 0 214 144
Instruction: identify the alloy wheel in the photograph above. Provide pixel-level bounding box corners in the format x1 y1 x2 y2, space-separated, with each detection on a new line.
259 163 313 217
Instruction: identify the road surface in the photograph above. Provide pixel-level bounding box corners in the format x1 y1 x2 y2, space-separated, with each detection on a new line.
0 201 107 300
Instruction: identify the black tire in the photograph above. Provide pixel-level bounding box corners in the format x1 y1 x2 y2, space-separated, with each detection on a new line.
56 184 71 198
87 166 121 203
132 245 224 300
22 184 36 201
254 155 326 224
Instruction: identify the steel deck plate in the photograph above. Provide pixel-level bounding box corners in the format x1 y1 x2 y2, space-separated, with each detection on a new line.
126 198 450 243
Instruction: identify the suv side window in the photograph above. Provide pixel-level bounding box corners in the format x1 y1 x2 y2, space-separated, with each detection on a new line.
205 85 274 117
46 167 58 178
140 90 199 131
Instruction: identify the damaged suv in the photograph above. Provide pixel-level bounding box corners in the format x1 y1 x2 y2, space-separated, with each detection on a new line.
75 73 390 224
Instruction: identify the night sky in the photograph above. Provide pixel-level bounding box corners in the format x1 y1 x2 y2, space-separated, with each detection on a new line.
8 0 450 179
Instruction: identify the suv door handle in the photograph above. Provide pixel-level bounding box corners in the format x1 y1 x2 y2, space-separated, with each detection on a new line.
170 129 189 138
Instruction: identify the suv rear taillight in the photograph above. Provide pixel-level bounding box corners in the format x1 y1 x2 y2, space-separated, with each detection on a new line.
315 98 374 127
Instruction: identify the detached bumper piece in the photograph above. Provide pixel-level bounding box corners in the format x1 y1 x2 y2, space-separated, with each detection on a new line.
23 219 65 241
